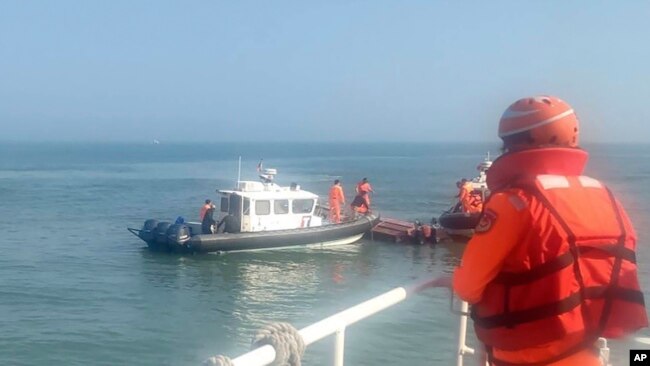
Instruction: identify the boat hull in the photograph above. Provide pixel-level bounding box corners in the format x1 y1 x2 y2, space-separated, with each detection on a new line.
438 211 481 239
197 233 365 253
130 214 380 253
438 211 481 230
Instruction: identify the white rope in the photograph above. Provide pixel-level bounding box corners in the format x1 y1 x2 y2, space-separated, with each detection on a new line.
203 355 234 366
251 322 305 366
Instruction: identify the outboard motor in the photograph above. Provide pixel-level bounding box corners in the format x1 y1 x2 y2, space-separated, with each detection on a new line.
139 219 158 243
153 222 172 246
409 220 437 245
166 224 191 249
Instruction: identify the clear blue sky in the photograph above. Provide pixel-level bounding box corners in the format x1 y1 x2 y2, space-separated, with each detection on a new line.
1 1 649 143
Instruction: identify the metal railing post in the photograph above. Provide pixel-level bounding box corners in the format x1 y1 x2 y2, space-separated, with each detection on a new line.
456 300 468 366
597 337 610 366
333 326 346 366
456 301 476 366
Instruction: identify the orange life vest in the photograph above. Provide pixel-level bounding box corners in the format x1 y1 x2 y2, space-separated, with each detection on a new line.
356 181 372 194
199 203 211 221
469 193 483 209
461 182 483 213
472 173 648 364
329 185 345 223
329 185 344 204
356 182 372 206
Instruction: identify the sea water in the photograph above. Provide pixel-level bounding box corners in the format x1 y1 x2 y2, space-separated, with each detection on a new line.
0 142 648 365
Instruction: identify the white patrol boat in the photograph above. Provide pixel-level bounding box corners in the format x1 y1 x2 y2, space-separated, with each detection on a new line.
128 168 379 253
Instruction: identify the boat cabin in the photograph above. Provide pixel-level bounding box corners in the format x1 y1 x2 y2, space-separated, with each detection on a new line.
216 170 323 233
469 153 492 202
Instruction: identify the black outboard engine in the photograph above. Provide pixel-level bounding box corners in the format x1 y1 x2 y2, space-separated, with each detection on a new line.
139 219 158 242
166 223 191 248
153 222 172 247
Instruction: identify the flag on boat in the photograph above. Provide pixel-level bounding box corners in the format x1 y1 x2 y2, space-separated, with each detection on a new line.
256 159 263 172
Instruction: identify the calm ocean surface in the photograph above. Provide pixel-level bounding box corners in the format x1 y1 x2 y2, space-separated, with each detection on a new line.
0 142 648 366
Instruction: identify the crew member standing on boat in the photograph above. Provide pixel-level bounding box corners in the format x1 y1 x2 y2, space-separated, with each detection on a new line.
355 177 373 209
201 204 217 234
441 96 647 366
458 179 483 213
199 199 212 221
329 179 346 224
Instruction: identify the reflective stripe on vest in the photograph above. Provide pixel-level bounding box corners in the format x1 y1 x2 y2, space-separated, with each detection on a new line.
471 174 648 365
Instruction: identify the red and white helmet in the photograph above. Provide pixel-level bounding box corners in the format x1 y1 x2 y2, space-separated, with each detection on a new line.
499 96 579 149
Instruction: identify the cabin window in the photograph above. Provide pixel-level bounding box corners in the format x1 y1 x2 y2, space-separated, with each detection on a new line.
255 200 271 215
274 199 289 214
292 199 314 214
229 195 242 215
220 197 229 213
243 198 250 215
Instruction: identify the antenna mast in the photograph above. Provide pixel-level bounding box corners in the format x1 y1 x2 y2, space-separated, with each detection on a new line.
237 156 242 184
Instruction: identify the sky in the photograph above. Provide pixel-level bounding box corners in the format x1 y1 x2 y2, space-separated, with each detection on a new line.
1 1 649 143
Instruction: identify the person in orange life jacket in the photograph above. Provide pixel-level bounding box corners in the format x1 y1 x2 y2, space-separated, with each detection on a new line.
201 205 216 234
199 199 212 221
454 179 481 213
432 96 648 366
329 179 346 224
459 179 483 213
454 178 483 213
355 177 374 209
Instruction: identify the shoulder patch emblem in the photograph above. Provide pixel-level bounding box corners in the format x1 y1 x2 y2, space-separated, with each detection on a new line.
475 209 497 234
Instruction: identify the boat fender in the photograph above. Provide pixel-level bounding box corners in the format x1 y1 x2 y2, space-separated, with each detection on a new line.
300 216 311 228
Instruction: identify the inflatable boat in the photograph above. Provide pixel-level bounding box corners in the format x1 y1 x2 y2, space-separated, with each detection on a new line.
437 154 492 239
437 208 482 238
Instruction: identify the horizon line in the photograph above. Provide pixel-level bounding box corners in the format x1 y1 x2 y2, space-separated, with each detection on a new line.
0 139 648 145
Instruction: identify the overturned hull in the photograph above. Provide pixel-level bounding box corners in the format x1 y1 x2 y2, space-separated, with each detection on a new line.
128 214 380 254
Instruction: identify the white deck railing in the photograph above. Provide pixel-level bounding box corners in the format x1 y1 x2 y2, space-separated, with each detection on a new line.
205 278 614 366
205 278 479 366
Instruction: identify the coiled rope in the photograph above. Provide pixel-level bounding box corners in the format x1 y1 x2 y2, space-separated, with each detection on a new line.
251 322 305 366
203 322 305 366
203 355 234 366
